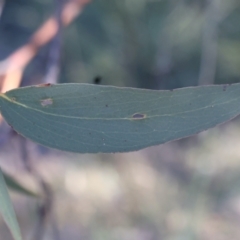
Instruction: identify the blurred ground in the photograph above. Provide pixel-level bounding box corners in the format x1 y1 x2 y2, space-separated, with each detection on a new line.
1 0 240 240
2 121 240 240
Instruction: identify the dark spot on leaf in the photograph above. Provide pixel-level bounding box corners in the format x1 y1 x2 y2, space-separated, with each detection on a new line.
41 98 53 107
93 76 102 84
131 113 146 120
10 97 16 102
105 104 108 107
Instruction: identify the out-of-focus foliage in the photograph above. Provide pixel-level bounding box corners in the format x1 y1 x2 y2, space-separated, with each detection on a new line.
1 0 240 89
0 168 22 240
3 171 37 197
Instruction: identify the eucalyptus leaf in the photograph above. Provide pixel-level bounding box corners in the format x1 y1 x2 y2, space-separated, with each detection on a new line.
3 172 38 197
0 83 238 153
0 168 22 240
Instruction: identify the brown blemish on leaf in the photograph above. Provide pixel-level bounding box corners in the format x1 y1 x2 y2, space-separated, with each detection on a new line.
131 113 147 120
36 83 52 87
40 98 53 107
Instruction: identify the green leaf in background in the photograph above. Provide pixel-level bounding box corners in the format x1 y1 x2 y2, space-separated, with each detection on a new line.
0 83 239 153
0 168 22 240
3 171 38 198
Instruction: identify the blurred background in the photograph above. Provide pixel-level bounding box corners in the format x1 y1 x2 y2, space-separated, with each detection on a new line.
1 0 240 239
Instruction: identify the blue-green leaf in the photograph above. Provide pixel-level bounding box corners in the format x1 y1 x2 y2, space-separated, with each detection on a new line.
0 168 22 240
3 171 38 198
0 83 239 153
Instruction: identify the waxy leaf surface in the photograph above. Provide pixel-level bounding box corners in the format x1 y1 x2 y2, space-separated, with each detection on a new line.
3 171 38 197
0 83 239 153
0 168 22 240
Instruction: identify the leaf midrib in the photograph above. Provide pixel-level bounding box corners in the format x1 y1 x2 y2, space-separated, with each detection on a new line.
1 93 237 121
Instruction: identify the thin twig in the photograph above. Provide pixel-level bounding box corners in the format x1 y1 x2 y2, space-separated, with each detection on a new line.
0 0 91 76
198 0 222 85
44 0 64 84
0 0 5 18
19 137 53 240
0 0 5 19
0 0 91 124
